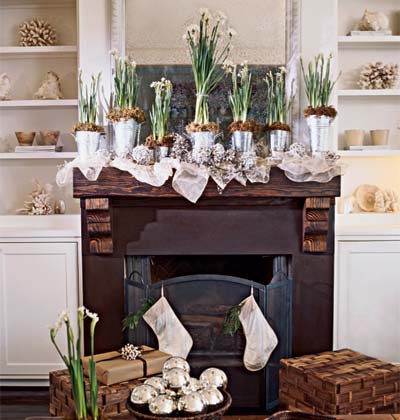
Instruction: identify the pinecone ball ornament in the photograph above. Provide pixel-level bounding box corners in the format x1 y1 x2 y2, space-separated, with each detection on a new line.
19 18 57 47
358 62 399 90
120 343 142 360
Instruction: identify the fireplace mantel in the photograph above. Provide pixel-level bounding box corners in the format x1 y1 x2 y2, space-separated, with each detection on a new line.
74 167 340 255
73 166 341 399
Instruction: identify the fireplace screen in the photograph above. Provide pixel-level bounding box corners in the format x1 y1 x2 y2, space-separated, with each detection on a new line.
125 255 292 412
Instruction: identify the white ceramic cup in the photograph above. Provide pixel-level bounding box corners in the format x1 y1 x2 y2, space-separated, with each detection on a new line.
345 129 364 148
370 129 389 146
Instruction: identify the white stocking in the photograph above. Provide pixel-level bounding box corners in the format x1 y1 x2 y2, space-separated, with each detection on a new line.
143 296 193 359
239 294 278 371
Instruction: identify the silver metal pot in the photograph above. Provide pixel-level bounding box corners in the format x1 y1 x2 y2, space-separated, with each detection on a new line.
231 130 253 152
190 131 215 150
75 131 101 160
113 118 139 157
306 115 333 158
158 146 170 161
270 129 290 157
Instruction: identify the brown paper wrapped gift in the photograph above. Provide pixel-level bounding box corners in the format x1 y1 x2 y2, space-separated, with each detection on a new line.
82 345 171 385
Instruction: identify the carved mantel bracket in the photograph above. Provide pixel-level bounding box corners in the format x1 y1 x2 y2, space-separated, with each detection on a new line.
83 198 113 255
303 197 332 253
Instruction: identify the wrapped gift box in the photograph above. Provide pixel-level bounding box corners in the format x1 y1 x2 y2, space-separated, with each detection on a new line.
81 345 171 385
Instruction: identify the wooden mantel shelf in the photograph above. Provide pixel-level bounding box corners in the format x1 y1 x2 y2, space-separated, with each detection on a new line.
73 166 340 200
73 167 341 255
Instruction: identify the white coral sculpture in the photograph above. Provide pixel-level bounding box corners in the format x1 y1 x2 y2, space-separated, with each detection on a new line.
34 71 63 99
19 17 56 46
17 179 54 215
358 62 399 90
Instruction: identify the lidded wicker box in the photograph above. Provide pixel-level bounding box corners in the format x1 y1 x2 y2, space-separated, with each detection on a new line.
279 349 400 415
49 369 141 417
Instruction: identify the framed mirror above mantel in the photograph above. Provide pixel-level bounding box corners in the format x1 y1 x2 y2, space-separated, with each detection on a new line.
109 0 301 142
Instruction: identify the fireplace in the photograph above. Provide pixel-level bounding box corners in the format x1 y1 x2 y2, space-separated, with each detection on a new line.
73 166 341 413
125 255 292 412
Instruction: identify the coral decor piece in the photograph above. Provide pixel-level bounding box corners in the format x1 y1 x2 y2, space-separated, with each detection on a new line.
17 179 54 215
19 18 57 46
358 62 399 90
34 71 63 99
353 184 400 213
0 73 11 100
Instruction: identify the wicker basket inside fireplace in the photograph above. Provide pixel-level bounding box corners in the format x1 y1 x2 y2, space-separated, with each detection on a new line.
126 389 232 420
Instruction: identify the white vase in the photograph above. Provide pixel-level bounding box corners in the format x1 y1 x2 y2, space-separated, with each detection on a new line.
306 115 333 157
190 131 215 150
113 118 139 157
75 131 101 160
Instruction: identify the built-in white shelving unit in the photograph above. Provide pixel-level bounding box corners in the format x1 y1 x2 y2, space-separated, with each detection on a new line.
0 152 78 160
0 45 77 56
338 150 400 157
338 89 400 97
0 99 78 108
338 35 400 47
0 0 79 216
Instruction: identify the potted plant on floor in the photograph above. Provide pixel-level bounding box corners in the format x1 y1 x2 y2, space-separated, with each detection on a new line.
73 71 103 160
146 77 174 160
300 53 340 157
50 307 104 420
107 51 146 157
184 9 234 150
264 67 293 157
225 61 257 152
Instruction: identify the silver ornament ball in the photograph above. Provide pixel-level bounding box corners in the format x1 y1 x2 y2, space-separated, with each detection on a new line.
144 376 166 394
163 356 190 373
177 391 208 414
200 387 224 408
162 367 190 390
130 384 158 407
148 394 177 415
200 368 228 389
180 377 202 395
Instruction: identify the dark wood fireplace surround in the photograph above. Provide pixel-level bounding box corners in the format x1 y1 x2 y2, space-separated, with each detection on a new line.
73 166 340 410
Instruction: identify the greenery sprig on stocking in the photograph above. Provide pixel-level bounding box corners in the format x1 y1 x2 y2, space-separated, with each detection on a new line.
122 298 155 331
222 303 243 336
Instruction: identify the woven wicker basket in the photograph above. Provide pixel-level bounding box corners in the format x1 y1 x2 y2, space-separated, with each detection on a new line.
126 389 232 420
267 411 335 420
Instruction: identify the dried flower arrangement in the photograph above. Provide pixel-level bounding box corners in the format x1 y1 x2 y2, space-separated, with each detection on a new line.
184 9 234 133
301 53 340 118
73 70 103 133
224 61 258 135
264 67 293 131
146 78 174 147
19 18 56 46
358 62 399 90
106 50 146 123
17 179 53 215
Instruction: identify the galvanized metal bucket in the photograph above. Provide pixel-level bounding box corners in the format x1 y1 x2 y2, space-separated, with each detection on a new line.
113 118 139 157
75 131 101 160
190 131 216 150
270 129 290 157
158 146 170 161
306 115 332 157
232 130 253 152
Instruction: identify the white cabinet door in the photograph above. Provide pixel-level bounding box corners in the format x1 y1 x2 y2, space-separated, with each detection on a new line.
0 242 78 379
335 240 400 363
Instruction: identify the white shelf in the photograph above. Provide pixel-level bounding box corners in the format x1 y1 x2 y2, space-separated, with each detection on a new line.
338 89 400 97
0 45 77 57
0 152 78 160
338 36 400 47
338 150 400 157
0 99 78 108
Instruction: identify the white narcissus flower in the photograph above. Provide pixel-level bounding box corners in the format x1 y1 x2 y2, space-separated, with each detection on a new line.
216 11 227 24
85 308 99 323
199 8 211 20
222 59 235 74
109 49 119 56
